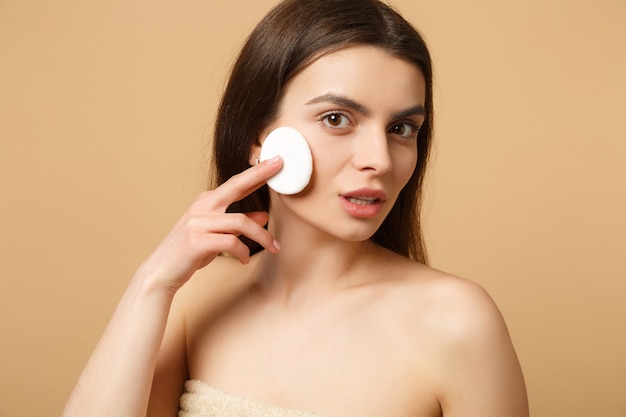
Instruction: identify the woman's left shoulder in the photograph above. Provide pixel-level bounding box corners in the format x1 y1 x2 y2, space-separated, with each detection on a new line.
373 253 528 415
383 257 511 343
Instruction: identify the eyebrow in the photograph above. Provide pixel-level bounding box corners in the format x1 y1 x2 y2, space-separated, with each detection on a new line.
306 93 425 120
306 94 371 116
391 105 426 120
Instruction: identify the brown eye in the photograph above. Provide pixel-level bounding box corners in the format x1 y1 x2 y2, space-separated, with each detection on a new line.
389 122 420 139
322 112 350 128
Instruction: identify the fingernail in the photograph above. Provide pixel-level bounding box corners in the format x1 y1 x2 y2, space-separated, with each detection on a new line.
272 239 281 252
266 155 281 165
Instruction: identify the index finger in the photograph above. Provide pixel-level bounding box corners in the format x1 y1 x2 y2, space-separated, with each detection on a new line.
211 155 282 209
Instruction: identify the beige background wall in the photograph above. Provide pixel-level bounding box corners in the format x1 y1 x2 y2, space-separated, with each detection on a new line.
1 0 624 416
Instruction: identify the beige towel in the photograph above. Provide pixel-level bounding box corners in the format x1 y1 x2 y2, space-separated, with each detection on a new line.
179 380 324 417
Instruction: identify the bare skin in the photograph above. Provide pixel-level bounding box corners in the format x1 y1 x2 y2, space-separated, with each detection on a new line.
62 157 284 417
152 245 528 417
63 46 528 417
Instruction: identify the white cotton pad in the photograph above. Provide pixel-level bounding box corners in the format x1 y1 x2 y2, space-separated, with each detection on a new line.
259 126 312 195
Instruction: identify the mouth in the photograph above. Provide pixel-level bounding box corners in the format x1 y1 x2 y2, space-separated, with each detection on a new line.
341 188 388 202
344 196 380 206
339 189 388 218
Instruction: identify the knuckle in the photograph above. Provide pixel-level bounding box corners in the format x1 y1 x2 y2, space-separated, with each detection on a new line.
184 213 206 230
217 235 246 257
231 213 249 229
222 234 242 248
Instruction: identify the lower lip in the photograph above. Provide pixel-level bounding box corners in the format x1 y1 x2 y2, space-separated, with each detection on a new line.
339 196 384 218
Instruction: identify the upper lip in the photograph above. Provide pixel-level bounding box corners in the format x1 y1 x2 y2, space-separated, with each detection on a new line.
340 188 388 201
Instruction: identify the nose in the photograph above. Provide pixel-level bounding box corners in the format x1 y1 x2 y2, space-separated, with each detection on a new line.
352 129 392 175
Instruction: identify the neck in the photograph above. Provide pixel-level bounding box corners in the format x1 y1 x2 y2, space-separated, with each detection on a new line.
253 219 379 307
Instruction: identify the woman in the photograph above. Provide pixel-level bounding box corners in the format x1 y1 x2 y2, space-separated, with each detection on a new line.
62 0 528 416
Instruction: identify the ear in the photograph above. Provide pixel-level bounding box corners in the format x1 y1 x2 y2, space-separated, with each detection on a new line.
248 125 274 165
248 140 262 166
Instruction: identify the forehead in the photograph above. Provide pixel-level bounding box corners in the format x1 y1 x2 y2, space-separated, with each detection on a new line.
281 45 426 111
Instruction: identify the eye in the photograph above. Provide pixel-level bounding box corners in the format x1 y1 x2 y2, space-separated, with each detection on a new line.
321 111 351 128
388 121 420 139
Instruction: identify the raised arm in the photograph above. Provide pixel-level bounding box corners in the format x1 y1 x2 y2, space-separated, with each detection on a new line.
61 156 282 417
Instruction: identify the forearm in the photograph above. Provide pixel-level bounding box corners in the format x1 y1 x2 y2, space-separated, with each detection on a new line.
61 159 282 417
62 274 175 417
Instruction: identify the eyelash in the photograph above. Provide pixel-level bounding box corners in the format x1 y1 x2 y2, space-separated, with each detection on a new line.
319 111 421 140
389 121 421 140
320 111 351 129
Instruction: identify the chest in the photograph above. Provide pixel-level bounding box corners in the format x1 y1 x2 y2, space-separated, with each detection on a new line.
186 297 442 417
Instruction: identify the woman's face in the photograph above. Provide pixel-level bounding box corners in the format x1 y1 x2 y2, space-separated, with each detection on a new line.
255 45 426 243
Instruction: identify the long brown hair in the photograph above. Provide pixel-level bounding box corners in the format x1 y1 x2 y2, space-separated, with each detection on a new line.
211 0 433 264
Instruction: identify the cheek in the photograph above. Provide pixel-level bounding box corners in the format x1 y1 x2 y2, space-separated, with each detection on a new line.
393 147 419 186
308 142 347 177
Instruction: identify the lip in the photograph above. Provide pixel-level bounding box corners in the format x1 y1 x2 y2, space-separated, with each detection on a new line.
339 188 388 218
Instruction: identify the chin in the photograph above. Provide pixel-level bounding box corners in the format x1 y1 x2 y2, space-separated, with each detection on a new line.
332 225 380 243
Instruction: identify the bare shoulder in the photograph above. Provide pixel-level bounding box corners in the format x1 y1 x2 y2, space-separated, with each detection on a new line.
381 257 528 416
372 250 504 331
386 258 515 362
411 264 507 339
372 251 502 329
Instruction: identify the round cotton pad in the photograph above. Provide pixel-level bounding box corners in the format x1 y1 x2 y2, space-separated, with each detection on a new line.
259 127 312 195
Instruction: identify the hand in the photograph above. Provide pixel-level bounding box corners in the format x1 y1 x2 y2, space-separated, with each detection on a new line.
136 156 283 293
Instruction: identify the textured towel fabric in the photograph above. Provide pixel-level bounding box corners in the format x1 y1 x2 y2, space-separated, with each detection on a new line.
179 380 324 417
